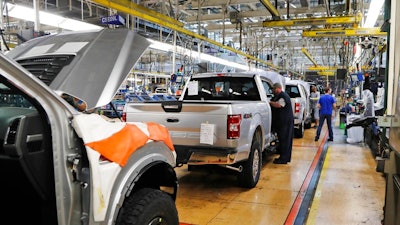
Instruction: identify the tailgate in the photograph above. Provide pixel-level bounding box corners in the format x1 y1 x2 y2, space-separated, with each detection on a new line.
124 102 230 146
291 98 301 118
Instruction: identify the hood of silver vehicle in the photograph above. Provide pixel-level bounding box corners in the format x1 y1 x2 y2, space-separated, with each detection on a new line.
6 28 150 109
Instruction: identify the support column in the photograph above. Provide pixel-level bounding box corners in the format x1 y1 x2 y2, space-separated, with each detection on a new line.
33 0 41 32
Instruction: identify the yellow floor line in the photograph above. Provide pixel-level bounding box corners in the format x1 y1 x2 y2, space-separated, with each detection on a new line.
305 146 331 225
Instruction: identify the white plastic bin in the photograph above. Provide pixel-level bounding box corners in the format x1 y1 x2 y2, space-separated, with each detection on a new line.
346 115 364 143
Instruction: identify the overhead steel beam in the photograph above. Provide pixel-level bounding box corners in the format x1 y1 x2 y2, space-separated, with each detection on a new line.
91 0 278 70
92 0 184 27
307 66 337 71
302 27 387 37
301 47 319 67
258 0 292 32
259 0 280 18
184 6 328 23
263 15 361 27
317 71 335 76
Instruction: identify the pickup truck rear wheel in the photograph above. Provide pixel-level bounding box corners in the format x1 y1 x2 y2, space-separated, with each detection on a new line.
304 118 312 129
237 139 261 188
294 121 304 138
116 188 179 225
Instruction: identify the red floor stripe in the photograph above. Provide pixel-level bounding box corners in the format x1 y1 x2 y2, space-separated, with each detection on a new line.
284 131 328 224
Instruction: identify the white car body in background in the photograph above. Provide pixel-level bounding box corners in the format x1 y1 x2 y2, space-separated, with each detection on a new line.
285 79 312 138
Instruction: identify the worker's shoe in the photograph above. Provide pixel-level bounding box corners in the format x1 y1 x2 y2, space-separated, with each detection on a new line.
314 137 319 141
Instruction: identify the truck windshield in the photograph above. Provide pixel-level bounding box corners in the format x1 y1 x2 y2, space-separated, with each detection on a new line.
183 77 261 101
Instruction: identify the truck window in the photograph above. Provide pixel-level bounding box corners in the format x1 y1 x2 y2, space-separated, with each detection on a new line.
286 85 301 98
0 84 33 108
184 77 261 101
262 80 273 97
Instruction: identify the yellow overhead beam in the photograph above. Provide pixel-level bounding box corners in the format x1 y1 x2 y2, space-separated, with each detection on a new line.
259 0 280 17
93 0 184 27
302 27 387 37
317 71 335 76
258 0 292 32
263 15 361 27
92 0 277 70
301 47 318 67
307 66 337 71
302 48 337 75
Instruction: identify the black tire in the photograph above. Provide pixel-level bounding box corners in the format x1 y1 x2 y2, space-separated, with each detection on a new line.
237 139 262 188
187 165 193 171
304 117 312 129
294 121 304 138
116 188 179 225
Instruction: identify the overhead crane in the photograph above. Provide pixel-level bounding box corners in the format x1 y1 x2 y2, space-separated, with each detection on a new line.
258 0 291 32
302 27 387 37
262 15 361 28
262 14 382 77
90 0 385 79
361 43 387 70
300 26 386 78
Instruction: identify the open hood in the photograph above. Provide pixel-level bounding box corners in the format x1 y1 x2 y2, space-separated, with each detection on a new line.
7 29 150 109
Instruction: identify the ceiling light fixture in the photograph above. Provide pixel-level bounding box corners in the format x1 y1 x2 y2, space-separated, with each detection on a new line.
4 3 256 71
5 3 102 31
363 0 384 28
148 39 251 71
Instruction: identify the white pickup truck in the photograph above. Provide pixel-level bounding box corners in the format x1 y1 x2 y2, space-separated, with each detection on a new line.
123 71 285 188
285 79 312 138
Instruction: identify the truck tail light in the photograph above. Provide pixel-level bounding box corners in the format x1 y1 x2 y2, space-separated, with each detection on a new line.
227 114 241 139
121 112 126 122
295 102 300 113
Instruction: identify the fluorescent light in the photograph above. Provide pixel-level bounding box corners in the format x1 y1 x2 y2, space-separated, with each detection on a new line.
5 3 102 31
363 0 384 28
148 39 250 71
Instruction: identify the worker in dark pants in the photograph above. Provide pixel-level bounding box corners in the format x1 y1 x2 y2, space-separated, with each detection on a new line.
269 83 294 164
315 87 336 142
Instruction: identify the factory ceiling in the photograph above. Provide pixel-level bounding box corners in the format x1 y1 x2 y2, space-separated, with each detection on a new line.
2 0 387 78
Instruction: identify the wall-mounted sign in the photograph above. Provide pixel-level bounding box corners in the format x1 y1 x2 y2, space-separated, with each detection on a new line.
100 15 125 25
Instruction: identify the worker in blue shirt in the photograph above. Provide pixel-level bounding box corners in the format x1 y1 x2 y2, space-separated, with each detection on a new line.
315 87 336 142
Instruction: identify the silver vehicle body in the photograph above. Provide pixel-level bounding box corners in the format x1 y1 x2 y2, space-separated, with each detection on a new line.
1 29 178 225
285 79 312 138
124 71 284 185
